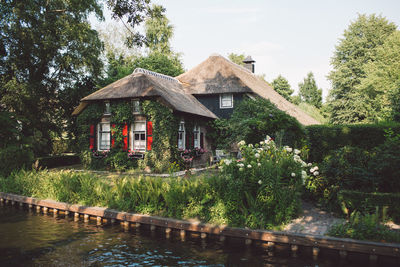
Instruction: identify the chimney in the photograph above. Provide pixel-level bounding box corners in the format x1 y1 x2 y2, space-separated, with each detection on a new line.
243 56 255 73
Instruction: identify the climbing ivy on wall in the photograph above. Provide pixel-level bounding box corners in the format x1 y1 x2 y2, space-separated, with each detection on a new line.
76 99 182 173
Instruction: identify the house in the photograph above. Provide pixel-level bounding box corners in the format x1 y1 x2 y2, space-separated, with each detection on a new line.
72 54 319 166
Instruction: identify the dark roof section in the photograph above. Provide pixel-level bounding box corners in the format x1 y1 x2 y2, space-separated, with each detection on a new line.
73 70 217 119
177 54 320 125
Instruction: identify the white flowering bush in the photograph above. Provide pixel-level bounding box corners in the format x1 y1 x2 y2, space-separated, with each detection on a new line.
218 136 318 228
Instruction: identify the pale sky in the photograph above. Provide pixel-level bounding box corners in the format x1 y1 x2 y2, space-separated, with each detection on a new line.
94 0 400 100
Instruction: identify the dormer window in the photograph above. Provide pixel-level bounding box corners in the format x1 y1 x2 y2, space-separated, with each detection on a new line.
220 94 233 109
104 101 111 115
132 99 141 114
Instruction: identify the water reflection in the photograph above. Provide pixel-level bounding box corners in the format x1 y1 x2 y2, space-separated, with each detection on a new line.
0 205 383 266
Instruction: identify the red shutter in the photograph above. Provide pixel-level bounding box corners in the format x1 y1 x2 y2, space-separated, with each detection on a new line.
200 132 204 149
122 123 128 151
89 124 95 150
146 121 153 151
111 124 116 148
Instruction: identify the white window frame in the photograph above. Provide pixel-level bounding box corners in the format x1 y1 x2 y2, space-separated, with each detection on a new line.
219 93 233 109
130 121 146 152
193 125 200 148
97 122 111 151
104 101 111 115
178 120 185 150
132 99 141 114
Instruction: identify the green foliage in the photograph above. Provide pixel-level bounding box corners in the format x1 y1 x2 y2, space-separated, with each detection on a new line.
224 97 305 148
218 138 314 228
305 123 400 162
357 31 400 122
145 4 174 54
0 0 104 156
228 53 246 66
328 211 400 243
271 75 294 101
327 14 397 124
338 190 400 222
35 155 80 169
298 72 322 108
0 145 34 177
297 102 327 124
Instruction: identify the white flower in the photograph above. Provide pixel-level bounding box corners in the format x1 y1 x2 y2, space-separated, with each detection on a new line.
238 140 246 146
301 170 307 179
239 168 244 171
260 141 264 145
291 172 296 177
314 166 319 171
255 153 260 158
301 161 307 167
307 163 312 167
257 163 261 166
247 164 252 168
258 180 262 185
313 171 319 176
310 167 315 173
219 166 223 169
224 159 232 166
248 144 253 148
238 163 244 168
294 149 301 155
284 146 293 153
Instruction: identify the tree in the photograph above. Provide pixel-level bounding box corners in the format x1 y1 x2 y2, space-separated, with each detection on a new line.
144 4 174 54
327 14 397 124
271 75 294 101
357 31 400 122
0 0 104 155
228 53 246 66
298 72 322 108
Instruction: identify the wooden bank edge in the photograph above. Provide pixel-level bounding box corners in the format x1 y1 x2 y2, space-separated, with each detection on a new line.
1 192 399 258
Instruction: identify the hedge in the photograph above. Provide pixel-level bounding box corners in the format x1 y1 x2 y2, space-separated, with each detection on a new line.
305 123 400 162
338 190 400 222
35 154 80 169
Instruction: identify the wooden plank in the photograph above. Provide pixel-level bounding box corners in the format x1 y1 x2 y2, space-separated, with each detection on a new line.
1 192 399 257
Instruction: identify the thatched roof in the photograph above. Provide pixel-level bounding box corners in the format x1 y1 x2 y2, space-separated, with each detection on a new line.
177 54 320 125
73 70 217 119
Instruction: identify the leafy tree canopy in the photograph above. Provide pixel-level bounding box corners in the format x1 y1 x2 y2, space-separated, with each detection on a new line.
327 14 397 124
357 31 400 122
298 72 323 108
228 53 246 66
271 75 294 101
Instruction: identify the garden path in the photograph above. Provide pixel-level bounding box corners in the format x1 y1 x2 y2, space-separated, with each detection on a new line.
283 202 343 236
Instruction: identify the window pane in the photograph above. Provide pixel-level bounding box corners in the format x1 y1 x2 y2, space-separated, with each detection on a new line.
101 123 110 131
133 122 146 131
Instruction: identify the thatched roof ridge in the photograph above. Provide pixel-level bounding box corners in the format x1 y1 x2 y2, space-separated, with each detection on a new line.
75 71 217 119
177 54 320 125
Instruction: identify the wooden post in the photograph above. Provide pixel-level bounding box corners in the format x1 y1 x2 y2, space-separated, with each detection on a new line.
83 214 89 222
291 245 299 257
200 232 207 239
369 254 378 264
19 202 23 208
313 247 320 260
96 216 102 225
135 222 141 228
165 227 171 238
150 225 156 231
11 201 15 206
36 205 41 212
65 210 70 216
43 207 48 214
180 230 186 241
28 204 33 209
123 221 129 230
74 212 79 221
0 198 3 202
245 239 252 246
53 209 58 217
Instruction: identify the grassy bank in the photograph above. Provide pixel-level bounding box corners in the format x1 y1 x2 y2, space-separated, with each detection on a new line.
0 169 298 230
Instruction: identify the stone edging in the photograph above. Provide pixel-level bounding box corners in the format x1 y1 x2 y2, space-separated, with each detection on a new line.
0 192 399 260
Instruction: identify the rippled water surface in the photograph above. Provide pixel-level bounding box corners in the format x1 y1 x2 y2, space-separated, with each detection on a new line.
0 204 384 266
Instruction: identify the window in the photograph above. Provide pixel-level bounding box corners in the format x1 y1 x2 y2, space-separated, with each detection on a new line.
131 121 146 151
98 123 111 150
104 101 111 115
178 121 185 150
220 94 233 108
132 99 141 114
193 125 200 148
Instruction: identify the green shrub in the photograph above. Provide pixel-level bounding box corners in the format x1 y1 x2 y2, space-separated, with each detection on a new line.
218 137 317 228
306 123 400 162
328 211 400 243
338 190 400 223
35 155 80 169
0 145 34 177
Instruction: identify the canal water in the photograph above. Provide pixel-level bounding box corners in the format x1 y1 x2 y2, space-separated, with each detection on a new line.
0 204 377 266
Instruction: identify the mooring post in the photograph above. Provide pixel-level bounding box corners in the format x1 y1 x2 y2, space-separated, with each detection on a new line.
180 230 186 241
28 204 33 209
96 216 102 225
0 198 3 203
11 201 15 206
43 207 48 214
65 210 70 216
165 227 172 238
291 245 299 257
245 239 252 246
123 221 129 230
36 205 41 212
312 247 320 260
150 225 156 231
74 212 79 221
83 214 89 222
135 222 141 228
19 202 23 208
53 209 58 217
